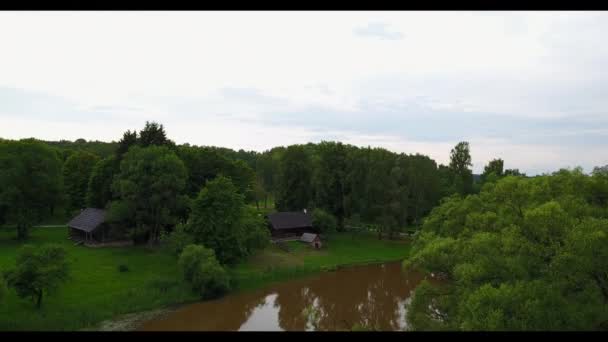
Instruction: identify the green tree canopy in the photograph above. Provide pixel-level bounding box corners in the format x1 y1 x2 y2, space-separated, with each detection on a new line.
312 208 338 234
0 140 62 239
63 150 100 211
109 145 188 244
139 121 174 148
276 145 313 212
4 244 69 308
449 141 473 195
116 129 138 158
404 170 608 330
86 156 119 208
186 176 269 265
178 244 230 299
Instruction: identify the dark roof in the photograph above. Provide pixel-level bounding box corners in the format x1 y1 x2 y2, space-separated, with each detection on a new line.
267 212 313 230
300 233 319 243
67 208 106 232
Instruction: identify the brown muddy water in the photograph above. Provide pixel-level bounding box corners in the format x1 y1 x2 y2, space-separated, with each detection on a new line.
137 262 441 331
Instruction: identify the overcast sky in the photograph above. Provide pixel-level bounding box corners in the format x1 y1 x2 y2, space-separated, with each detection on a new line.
1 11 607 174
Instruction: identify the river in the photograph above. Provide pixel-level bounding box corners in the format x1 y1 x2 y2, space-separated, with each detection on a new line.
137 261 440 331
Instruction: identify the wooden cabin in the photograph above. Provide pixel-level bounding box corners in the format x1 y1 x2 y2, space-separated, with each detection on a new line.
67 208 109 244
266 211 317 239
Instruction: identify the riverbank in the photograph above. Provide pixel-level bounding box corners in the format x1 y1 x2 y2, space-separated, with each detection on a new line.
0 226 410 331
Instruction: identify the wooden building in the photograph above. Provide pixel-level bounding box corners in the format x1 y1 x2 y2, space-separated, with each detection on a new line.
266 211 317 239
67 208 109 244
300 233 322 249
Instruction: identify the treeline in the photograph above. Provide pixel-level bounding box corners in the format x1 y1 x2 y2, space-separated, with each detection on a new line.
255 141 524 238
404 167 608 330
1 122 526 243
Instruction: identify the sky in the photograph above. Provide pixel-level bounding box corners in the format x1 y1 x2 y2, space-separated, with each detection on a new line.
1 11 607 175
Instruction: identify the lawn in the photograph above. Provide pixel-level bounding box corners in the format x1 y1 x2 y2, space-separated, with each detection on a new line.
0 227 199 331
0 227 411 330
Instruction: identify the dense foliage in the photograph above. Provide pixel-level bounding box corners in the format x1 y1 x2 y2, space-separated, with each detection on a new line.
404 169 608 330
0 139 63 239
276 145 313 212
185 176 269 265
160 223 194 257
86 156 119 208
109 146 188 244
3 244 69 308
312 208 338 234
178 244 230 299
62 151 100 212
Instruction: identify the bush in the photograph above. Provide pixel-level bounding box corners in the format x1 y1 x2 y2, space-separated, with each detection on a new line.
178 244 230 299
312 209 337 234
160 224 194 257
118 264 129 273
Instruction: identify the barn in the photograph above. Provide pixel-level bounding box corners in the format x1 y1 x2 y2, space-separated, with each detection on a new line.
266 211 317 239
66 208 109 244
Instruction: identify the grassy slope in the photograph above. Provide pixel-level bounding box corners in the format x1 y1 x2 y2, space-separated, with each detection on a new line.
231 232 411 291
0 227 198 331
0 227 410 331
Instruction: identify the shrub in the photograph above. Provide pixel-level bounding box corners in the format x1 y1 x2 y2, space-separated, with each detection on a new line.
178 244 230 299
118 264 129 273
160 223 194 257
312 209 337 234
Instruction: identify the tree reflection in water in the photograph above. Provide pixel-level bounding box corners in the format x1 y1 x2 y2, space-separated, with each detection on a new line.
138 262 437 331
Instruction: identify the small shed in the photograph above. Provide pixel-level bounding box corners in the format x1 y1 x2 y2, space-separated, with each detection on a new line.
67 208 108 243
300 233 322 249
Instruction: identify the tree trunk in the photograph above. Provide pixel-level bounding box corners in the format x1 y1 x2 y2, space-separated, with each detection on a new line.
264 195 268 209
256 199 260 210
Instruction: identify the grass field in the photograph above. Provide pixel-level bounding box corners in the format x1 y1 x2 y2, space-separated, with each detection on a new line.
231 232 411 291
0 226 410 331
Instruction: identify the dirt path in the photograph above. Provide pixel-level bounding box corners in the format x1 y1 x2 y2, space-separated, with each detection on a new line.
83 307 179 331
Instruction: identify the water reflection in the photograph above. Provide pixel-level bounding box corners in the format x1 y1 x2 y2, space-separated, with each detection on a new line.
138 262 438 331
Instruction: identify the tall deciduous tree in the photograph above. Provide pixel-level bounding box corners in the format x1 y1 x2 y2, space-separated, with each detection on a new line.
0 140 62 240
481 158 504 184
449 141 473 195
186 176 269 265
86 156 119 208
276 145 312 212
4 244 69 308
313 141 348 231
110 146 188 244
404 169 608 330
63 151 100 211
